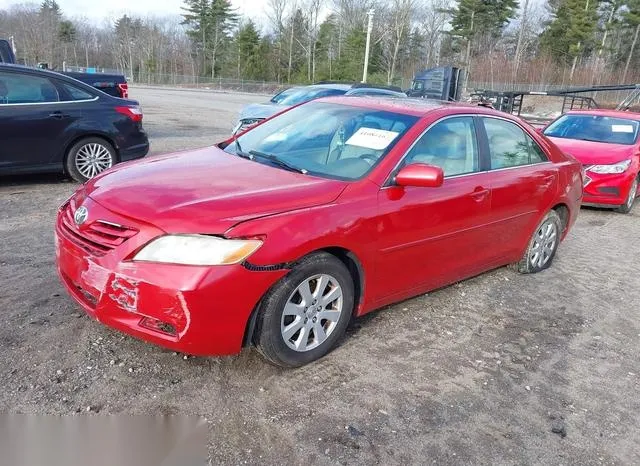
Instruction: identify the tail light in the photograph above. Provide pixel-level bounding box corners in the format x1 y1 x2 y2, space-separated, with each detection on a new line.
117 83 129 99
115 105 143 123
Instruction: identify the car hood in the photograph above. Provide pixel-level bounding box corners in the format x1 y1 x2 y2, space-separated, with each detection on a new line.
239 102 289 120
84 146 348 233
547 136 635 165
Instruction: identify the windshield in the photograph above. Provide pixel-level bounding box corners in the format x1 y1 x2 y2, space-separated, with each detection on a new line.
544 114 640 145
225 102 418 181
270 87 300 104
273 87 347 106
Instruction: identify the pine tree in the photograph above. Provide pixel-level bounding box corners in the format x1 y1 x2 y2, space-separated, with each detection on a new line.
208 0 238 78
58 20 76 64
182 0 211 74
235 20 261 79
447 0 519 73
540 0 599 69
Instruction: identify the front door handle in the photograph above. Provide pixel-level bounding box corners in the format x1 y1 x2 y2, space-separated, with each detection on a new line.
470 187 490 202
48 111 69 119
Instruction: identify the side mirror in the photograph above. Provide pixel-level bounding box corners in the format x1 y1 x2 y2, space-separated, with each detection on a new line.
535 127 545 134
395 163 444 188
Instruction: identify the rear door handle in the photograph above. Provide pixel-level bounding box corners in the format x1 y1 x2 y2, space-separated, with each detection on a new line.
470 187 490 202
48 111 69 119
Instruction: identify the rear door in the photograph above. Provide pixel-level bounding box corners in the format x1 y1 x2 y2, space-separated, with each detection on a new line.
0 70 78 169
374 115 495 303
479 116 559 260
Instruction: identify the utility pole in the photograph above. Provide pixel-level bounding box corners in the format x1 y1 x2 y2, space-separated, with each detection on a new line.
362 9 375 83
9 36 16 54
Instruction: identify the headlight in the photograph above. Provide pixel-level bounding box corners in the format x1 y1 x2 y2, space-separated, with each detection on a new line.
588 159 631 174
133 235 262 265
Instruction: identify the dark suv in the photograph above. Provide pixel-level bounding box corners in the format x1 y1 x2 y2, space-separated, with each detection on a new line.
0 64 149 182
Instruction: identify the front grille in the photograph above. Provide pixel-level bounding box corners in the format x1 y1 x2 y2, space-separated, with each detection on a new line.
59 203 137 256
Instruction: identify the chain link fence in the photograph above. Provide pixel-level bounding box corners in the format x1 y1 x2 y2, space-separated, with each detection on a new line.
130 73 294 94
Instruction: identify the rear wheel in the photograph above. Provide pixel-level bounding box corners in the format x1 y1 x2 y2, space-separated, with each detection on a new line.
516 210 563 274
617 176 638 214
254 252 354 368
66 137 116 183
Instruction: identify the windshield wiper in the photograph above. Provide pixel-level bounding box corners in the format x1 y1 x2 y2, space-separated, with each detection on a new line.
234 138 253 160
249 150 308 174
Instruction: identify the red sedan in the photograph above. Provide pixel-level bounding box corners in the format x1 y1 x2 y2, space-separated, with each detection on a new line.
543 109 640 213
55 97 583 367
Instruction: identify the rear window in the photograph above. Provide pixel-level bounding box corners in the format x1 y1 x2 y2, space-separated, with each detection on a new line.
544 114 640 145
61 82 94 101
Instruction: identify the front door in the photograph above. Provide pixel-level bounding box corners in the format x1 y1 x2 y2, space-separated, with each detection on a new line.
0 70 73 169
374 115 494 304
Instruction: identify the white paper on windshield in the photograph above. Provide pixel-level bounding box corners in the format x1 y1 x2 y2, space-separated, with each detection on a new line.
345 128 400 151
611 124 634 133
264 131 288 143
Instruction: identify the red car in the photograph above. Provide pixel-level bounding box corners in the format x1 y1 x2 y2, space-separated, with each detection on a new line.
55 98 583 367
542 109 640 213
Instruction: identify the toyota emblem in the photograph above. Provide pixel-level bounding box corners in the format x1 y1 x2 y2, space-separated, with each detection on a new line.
74 206 89 225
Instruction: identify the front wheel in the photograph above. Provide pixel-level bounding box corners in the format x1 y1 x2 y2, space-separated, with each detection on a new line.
254 252 354 368
66 137 116 183
516 210 563 274
617 176 638 214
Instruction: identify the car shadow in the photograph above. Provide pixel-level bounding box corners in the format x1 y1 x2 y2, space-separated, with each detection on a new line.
0 173 76 187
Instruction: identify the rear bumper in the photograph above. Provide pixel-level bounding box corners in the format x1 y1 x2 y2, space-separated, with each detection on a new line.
120 141 149 162
583 170 636 206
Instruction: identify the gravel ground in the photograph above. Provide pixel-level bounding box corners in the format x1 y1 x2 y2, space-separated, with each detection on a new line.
1 88 639 465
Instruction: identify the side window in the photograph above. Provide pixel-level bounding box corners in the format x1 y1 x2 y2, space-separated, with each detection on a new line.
317 88 347 98
0 71 59 104
529 138 548 163
60 82 94 101
403 116 479 177
484 118 547 168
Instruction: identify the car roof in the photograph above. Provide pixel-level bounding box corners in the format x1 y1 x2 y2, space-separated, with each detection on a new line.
564 109 640 121
302 83 353 91
0 63 78 82
316 95 509 118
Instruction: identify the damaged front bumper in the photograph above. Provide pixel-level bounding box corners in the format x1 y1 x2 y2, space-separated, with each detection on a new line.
54 196 286 356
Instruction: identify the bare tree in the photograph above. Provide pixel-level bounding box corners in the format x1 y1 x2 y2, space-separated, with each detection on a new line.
380 0 416 84
418 0 448 68
267 0 288 82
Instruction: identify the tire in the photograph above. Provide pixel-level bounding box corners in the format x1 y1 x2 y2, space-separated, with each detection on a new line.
516 210 563 274
65 137 116 183
254 252 355 368
617 176 638 214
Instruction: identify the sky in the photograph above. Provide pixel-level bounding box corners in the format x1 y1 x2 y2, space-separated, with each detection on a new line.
0 0 269 26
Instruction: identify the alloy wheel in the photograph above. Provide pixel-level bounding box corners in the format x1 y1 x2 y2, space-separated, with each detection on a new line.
529 219 558 269
75 143 113 179
280 274 343 352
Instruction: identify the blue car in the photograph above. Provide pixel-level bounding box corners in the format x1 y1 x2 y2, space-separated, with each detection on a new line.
234 82 407 134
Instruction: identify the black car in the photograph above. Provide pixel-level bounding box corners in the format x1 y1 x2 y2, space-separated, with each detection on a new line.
0 64 149 182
